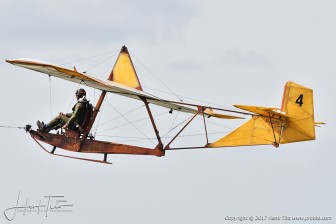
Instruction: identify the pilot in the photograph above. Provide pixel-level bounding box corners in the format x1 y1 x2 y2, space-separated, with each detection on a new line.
37 88 91 133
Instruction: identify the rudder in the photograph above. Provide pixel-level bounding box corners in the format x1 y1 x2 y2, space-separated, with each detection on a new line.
280 81 315 143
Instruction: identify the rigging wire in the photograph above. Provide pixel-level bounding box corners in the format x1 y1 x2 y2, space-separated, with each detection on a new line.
128 57 244 113
178 113 269 143
84 89 148 133
75 86 162 145
0 125 26 129
161 115 193 140
49 75 53 120
93 88 96 106
92 100 105 137
95 131 231 143
94 105 145 128
83 53 118 74
60 49 119 66
143 86 240 111
67 80 83 113
168 112 268 143
102 97 156 145
97 111 167 134
132 54 183 102
162 111 180 144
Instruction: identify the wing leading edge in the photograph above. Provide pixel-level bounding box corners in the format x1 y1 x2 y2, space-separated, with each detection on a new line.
6 56 242 119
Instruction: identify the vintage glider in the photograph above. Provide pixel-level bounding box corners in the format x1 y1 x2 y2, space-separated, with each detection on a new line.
6 46 323 164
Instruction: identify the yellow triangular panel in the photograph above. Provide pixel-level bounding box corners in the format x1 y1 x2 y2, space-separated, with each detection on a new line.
210 116 282 147
111 46 142 90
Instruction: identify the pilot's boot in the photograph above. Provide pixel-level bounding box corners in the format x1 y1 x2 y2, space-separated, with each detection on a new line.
36 120 50 133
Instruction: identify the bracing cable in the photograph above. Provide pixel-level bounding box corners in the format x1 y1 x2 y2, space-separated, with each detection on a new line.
102 97 156 145
60 49 119 66
49 75 53 120
132 54 183 102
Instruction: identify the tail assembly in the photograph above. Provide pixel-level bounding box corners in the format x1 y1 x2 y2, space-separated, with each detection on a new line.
209 81 317 148
280 81 315 143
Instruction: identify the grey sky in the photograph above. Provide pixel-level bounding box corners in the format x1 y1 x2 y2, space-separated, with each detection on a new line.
1 1 335 224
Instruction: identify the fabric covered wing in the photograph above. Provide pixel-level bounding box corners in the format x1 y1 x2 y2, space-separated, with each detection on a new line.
6 59 242 119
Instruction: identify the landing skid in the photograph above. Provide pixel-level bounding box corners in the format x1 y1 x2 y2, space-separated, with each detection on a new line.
31 135 112 164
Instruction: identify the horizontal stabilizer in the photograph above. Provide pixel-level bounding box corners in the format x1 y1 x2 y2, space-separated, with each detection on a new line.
204 109 244 119
209 115 282 147
234 105 290 118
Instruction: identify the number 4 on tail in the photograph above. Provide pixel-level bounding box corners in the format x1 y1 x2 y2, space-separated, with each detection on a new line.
295 94 304 106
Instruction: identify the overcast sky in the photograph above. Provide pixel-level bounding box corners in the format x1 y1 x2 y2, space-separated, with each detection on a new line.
1 1 335 223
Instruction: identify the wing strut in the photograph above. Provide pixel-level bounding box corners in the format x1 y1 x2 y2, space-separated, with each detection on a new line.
202 107 209 144
268 113 287 148
140 97 164 151
164 107 201 150
79 59 115 151
80 91 107 148
268 113 279 148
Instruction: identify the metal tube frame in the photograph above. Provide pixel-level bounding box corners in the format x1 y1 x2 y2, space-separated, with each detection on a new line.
164 107 202 150
139 97 163 150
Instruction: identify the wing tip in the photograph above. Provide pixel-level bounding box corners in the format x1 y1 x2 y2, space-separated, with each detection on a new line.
5 58 51 66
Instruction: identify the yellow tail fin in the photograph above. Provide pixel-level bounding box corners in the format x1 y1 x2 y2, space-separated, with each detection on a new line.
209 81 316 148
280 81 315 143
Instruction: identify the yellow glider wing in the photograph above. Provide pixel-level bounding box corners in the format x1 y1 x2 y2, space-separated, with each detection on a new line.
6 58 241 119
5 58 190 112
